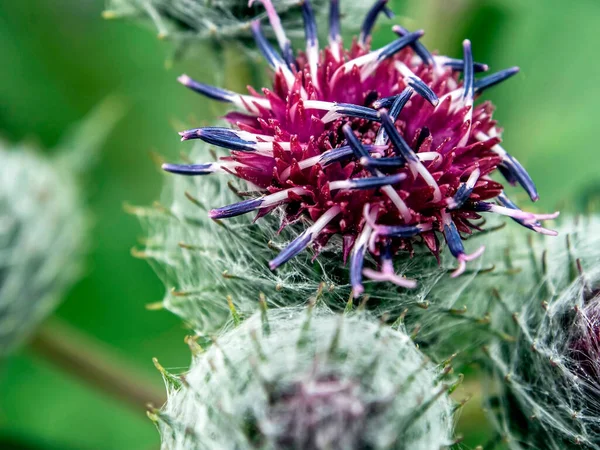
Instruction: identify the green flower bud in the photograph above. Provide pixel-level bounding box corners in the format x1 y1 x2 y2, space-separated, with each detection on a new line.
0 99 122 355
153 307 456 449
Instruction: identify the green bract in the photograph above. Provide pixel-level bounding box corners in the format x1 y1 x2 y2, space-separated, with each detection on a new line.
153 307 456 450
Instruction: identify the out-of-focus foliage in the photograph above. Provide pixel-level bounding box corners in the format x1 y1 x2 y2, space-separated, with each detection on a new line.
155 307 456 450
104 0 328 41
0 142 86 355
0 98 123 356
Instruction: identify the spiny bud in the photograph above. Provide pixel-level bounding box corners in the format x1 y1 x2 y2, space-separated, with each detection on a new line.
154 307 456 449
0 99 122 356
472 216 600 449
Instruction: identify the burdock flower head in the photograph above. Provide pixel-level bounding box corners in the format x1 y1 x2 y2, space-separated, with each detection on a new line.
153 307 457 449
163 0 559 296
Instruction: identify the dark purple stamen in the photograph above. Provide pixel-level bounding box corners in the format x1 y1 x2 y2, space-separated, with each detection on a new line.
415 127 430 149
495 193 539 230
462 40 474 100
301 0 318 47
468 201 493 213
373 224 422 238
209 197 265 219
474 67 520 95
320 145 378 166
335 103 380 122
335 173 405 190
392 24 433 65
180 127 256 152
349 233 368 296
359 0 394 45
499 153 539 202
343 125 378 176
372 95 396 109
177 75 235 103
442 58 488 73
443 220 465 258
449 183 475 210
329 0 341 42
269 231 313 270
376 88 413 144
360 156 405 169
380 112 416 162
162 162 215 175
251 20 284 69
407 77 439 106
377 30 424 62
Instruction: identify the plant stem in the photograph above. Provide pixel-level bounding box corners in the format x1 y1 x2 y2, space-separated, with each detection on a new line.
29 317 165 412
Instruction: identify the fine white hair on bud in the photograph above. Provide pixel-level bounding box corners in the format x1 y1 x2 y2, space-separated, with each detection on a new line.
0 143 87 355
470 216 600 449
151 307 456 450
103 0 370 42
0 98 123 356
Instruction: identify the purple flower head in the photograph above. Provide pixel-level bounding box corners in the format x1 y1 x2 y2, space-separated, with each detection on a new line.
164 0 559 296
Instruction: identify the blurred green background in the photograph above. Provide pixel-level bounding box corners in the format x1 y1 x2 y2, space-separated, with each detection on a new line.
0 0 598 448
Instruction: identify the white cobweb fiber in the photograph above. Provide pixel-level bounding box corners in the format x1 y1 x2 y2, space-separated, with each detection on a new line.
156 307 455 450
0 98 121 356
103 0 370 41
475 216 600 449
0 143 87 355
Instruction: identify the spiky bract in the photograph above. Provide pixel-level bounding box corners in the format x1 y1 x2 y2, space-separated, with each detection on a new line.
0 143 87 355
153 307 456 450
472 217 600 449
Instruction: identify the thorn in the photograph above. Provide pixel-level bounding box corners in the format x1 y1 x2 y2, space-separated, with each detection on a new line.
259 293 270 336
178 242 201 250
449 305 468 315
327 315 344 357
102 10 117 19
391 308 408 330
146 301 165 311
410 323 421 340
184 191 205 210
227 295 241 326
153 357 182 389
344 291 354 314
184 335 204 355
149 150 166 169
447 373 464 395
357 294 370 311
310 282 326 305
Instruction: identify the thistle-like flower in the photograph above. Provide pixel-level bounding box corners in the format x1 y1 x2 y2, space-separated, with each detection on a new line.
152 307 457 449
162 0 558 297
